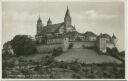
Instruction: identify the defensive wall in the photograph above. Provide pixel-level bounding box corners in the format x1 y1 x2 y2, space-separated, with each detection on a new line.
36 37 69 53
70 41 96 48
36 38 114 54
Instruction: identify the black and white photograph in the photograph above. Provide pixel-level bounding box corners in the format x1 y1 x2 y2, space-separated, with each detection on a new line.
1 80 127 81
2 0 125 79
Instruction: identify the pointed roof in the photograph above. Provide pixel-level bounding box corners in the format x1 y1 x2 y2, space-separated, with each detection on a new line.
37 15 42 22
112 34 116 39
47 17 52 23
65 6 71 17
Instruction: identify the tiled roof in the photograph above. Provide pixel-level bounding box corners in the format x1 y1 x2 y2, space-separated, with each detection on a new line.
42 22 64 34
97 33 111 39
101 34 111 38
64 31 81 37
84 31 97 37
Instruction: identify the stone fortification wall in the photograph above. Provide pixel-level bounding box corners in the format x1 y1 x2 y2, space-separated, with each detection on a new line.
70 41 96 48
36 38 69 53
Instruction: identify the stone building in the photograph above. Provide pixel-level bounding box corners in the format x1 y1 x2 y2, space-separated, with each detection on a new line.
36 37 69 53
35 7 76 44
35 7 117 53
84 31 97 41
96 33 117 53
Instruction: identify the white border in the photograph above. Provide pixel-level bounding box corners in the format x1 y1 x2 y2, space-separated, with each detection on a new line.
0 0 127 80
0 0 2 81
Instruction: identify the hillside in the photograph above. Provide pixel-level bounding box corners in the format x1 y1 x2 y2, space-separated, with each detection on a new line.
55 48 122 64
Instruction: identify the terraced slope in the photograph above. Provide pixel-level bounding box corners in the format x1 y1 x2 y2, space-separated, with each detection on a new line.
55 48 122 64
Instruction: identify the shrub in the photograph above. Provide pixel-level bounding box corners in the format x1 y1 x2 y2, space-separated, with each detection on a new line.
52 47 63 57
10 35 37 56
68 43 73 49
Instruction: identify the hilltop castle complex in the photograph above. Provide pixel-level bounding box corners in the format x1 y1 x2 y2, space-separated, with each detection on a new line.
35 7 117 54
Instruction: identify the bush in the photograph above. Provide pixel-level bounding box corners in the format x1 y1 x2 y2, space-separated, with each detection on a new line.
10 35 37 56
52 47 63 57
68 43 73 49
72 74 81 79
69 60 81 72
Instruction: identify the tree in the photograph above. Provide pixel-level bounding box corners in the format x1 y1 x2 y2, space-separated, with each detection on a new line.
112 47 119 55
106 48 113 55
52 47 63 57
68 43 73 49
70 59 82 72
10 35 37 56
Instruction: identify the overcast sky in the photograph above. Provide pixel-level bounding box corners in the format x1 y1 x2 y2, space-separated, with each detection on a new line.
2 1 124 51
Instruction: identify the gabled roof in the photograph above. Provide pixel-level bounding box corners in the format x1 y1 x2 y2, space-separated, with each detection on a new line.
98 33 111 39
42 22 64 34
84 31 97 37
65 31 81 37
101 33 111 38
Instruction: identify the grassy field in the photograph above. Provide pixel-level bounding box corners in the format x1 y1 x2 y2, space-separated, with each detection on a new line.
16 48 122 64
55 48 122 64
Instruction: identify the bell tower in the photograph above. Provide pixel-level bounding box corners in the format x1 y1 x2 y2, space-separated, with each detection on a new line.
37 16 43 35
47 18 52 26
64 6 71 26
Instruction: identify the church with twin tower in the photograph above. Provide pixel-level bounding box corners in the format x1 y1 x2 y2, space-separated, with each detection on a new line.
35 7 76 44
35 7 117 54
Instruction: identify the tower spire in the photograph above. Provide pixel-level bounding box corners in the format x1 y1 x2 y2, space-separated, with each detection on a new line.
37 15 43 35
38 15 42 22
47 17 52 26
65 6 70 17
64 6 71 25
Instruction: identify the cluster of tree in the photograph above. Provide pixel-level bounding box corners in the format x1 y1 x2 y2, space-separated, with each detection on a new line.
106 47 124 63
3 35 37 56
52 47 63 57
2 55 125 79
68 43 74 49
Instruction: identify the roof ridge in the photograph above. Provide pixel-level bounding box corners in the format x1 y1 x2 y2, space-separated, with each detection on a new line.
43 22 64 28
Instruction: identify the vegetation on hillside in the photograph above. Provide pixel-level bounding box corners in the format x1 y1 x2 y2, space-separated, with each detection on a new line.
106 47 125 62
68 43 74 49
2 55 124 78
52 47 63 57
2 34 125 79
3 35 37 56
